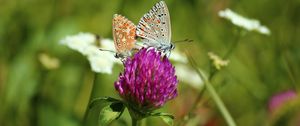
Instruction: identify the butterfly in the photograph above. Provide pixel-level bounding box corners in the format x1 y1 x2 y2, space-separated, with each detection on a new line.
136 1 174 55
112 14 137 61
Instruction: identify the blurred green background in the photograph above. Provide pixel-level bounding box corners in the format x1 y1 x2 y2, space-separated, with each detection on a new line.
1 0 300 126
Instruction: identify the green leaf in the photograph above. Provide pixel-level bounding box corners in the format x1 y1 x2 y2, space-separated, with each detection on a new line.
151 112 174 126
98 102 125 126
89 97 120 109
160 115 174 126
109 102 125 120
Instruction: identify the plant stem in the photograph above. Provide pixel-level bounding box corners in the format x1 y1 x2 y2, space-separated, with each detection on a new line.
83 72 97 124
31 69 49 126
195 68 236 126
191 30 242 125
179 29 243 126
131 118 139 126
189 28 243 112
223 29 242 59
282 52 297 90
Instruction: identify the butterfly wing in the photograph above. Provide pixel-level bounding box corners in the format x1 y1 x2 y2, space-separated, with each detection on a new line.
112 14 136 55
136 1 171 47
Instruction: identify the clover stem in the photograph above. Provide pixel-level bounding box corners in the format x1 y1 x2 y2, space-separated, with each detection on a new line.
131 118 139 126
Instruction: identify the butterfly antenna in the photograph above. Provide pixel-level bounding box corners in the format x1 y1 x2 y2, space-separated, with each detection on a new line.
173 39 193 44
99 48 115 53
185 50 202 77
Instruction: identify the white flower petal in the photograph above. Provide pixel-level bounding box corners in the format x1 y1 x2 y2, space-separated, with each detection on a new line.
60 32 119 74
100 39 116 51
99 39 123 64
88 51 115 74
218 8 271 35
257 26 271 35
170 49 188 63
175 64 203 89
86 44 119 74
60 32 96 55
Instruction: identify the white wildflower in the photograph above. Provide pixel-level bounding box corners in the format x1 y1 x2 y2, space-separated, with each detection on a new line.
101 39 117 51
170 49 188 63
218 8 271 35
60 32 119 74
87 49 115 74
208 52 229 70
100 39 122 64
60 33 96 55
175 64 203 89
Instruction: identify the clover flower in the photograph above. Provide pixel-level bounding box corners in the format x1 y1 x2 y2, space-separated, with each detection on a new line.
218 8 271 35
60 32 120 74
114 48 178 111
268 90 298 113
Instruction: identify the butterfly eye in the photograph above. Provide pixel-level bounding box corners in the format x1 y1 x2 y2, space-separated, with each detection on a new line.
171 44 175 50
114 53 120 58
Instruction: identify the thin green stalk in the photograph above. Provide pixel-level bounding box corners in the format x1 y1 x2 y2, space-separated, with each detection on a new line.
181 53 237 126
200 29 242 98
282 52 297 90
208 29 243 81
31 69 49 126
179 29 243 126
127 103 143 126
223 30 242 59
195 68 236 126
83 72 97 124
131 118 139 126
193 29 243 107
